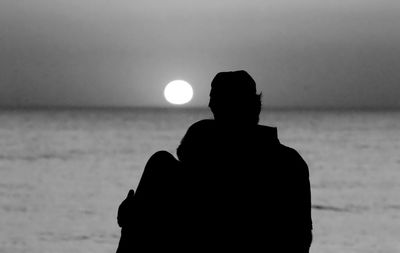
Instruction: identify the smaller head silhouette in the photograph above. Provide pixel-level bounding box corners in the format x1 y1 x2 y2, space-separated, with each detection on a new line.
208 70 262 126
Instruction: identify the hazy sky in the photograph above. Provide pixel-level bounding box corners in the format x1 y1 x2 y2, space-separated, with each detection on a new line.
0 0 399 108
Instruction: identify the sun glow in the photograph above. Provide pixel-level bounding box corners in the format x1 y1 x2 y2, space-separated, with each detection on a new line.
164 80 193 105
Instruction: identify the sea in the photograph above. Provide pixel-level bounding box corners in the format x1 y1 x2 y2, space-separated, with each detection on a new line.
0 108 399 253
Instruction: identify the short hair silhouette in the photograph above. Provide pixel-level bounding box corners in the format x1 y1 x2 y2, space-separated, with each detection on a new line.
208 70 262 125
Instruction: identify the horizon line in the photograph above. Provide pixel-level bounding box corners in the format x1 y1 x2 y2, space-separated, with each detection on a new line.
0 104 399 112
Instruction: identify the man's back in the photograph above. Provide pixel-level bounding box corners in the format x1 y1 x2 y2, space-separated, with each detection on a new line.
177 119 312 251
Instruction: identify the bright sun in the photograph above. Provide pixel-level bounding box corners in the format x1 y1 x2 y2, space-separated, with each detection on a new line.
164 80 193 105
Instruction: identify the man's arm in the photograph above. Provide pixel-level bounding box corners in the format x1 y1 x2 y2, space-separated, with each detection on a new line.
281 147 313 251
292 149 313 250
117 189 135 228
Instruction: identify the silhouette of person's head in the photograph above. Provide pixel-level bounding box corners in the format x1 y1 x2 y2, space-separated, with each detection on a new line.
208 70 262 126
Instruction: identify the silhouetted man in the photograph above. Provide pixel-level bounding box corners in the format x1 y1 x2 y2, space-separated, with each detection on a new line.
116 70 313 252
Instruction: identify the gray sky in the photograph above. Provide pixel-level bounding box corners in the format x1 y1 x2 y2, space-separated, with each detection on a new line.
0 0 399 108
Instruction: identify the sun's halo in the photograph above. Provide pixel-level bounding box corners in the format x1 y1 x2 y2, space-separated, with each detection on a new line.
164 80 193 105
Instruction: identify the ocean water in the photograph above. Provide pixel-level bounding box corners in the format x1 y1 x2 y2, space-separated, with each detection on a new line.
0 108 399 253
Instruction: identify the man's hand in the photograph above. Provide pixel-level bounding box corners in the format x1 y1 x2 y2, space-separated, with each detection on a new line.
117 189 135 228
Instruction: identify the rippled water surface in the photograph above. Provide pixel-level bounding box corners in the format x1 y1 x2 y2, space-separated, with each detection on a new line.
0 108 399 253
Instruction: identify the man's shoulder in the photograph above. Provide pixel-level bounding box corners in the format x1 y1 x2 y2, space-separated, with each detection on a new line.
256 124 304 158
256 124 278 139
257 124 309 172
277 144 309 175
278 144 301 156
